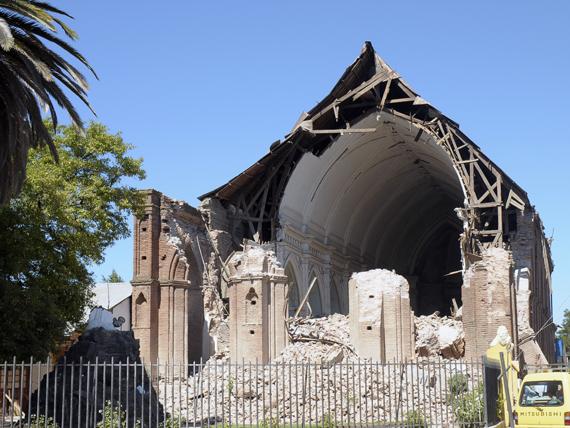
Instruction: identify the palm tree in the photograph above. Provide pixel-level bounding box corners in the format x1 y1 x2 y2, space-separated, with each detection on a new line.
0 0 96 204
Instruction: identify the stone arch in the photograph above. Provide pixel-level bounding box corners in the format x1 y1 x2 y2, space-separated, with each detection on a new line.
284 259 301 316
308 269 323 317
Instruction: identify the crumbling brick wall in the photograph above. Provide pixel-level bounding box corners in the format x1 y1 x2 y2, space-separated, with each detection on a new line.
462 247 515 359
132 190 210 364
510 210 555 362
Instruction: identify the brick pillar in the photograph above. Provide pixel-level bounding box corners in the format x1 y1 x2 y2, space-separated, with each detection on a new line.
382 287 414 361
156 281 192 365
132 189 208 368
349 269 414 362
132 190 161 363
227 243 289 363
463 247 514 359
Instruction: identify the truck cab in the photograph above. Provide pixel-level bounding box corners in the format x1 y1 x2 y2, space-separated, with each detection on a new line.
514 372 570 427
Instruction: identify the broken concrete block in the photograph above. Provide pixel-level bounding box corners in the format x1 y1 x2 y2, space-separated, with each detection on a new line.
349 269 414 361
438 324 465 359
414 312 465 359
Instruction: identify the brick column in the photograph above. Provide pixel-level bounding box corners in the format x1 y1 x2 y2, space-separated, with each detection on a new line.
132 190 161 363
463 247 514 359
227 244 289 363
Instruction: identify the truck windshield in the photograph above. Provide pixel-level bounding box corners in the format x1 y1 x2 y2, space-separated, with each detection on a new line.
520 381 564 406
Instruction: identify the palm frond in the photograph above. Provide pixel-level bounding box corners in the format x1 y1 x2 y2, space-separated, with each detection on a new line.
0 1 96 204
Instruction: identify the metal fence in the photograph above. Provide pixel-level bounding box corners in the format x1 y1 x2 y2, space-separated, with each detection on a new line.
1 358 486 427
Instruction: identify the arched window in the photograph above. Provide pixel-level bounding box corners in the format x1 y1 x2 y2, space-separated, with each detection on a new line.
308 271 323 317
134 292 148 327
285 262 300 317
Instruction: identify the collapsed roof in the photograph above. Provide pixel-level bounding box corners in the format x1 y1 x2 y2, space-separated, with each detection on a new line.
200 41 533 256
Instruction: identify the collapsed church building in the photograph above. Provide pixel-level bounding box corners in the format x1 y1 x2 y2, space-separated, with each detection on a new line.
131 42 554 367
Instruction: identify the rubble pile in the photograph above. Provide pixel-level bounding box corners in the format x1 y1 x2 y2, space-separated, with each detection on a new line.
158 313 476 424
160 357 481 426
414 312 465 359
275 314 355 364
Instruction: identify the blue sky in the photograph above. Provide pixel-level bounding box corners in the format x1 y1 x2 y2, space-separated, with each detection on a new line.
54 1 570 323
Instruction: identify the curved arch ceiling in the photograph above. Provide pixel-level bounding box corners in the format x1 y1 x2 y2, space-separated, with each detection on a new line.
279 112 465 273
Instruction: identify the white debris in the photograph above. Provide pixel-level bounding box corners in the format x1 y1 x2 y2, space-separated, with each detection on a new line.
414 312 465 359
490 325 513 349
350 269 410 298
159 355 481 426
275 313 355 364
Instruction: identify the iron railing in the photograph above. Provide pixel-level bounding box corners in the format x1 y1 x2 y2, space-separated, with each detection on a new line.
0 358 486 427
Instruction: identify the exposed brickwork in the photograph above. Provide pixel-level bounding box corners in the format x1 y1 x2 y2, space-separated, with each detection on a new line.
132 190 207 364
132 189 554 364
227 243 289 363
510 210 555 362
462 248 514 359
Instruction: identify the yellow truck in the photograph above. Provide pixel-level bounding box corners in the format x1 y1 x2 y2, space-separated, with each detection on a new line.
513 371 570 427
485 334 570 427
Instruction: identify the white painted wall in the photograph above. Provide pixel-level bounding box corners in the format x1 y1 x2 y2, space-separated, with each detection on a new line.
110 297 131 331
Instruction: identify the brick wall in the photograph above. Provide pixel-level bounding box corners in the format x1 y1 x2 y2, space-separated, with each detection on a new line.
463 247 514 359
132 190 207 364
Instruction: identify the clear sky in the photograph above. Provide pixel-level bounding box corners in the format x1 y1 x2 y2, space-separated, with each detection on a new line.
53 1 570 323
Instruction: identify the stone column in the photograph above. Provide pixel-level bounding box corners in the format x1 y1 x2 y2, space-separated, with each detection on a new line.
227 243 289 363
349 269 414 361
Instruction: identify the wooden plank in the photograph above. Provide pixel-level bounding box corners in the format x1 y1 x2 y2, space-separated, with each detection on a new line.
472 230 500 235
435 132 451 146
505 189 526 211
309 128 377 134
473 162 499 201
396 80 417 98
245 146 297 211
351 72 391 101
469 147 475 196
476 182 498 204
386 97 416 104
446 127 477 198
468 202 502 209
497 174 503 239
456 159 479 165
379 78 392 109
256 183 270 237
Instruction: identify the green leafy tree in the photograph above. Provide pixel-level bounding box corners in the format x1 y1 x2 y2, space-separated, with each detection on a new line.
557 309 570 350
0 122 144 361
102 269 124 283
0 0 97 204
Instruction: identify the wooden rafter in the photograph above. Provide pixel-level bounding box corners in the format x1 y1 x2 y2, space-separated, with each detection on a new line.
221 57 527 252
